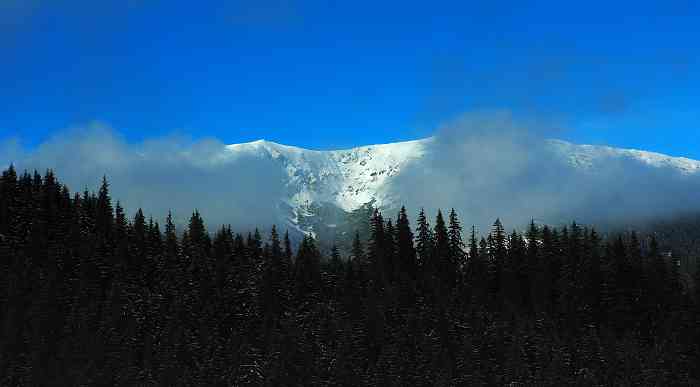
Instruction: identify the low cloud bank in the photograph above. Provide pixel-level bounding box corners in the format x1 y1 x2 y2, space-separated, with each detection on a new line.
389 111 700 233
3 114 700 238
1 124 287 233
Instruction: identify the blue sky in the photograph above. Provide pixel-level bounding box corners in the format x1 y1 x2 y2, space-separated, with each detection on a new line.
1 0 699 157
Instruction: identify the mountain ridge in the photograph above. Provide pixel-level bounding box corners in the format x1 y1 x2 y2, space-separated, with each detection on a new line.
218 137 700 238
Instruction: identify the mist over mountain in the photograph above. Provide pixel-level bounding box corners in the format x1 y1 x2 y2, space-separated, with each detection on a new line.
3 114 700 241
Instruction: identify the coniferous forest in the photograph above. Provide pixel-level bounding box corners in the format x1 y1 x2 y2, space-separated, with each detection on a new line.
2 165 700 386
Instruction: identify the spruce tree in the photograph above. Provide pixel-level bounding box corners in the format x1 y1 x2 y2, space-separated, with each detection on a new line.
507 230 527 310
395 206 417 281
131 208 147 269
328 244 344 298
95 175 113 239
250 228 263 263
261 225 286 338
525 220 540 312
269 225 282 263
448 209 465 274
164 211 178 259
294 235 321 299
367 209 386 290
611 235 631 333
584 228 603 325
186 210 212 309
114 202 128 242
469 226 479 263
415 208 433 276
283 230 293 267
432 210 452 288
558 222 582 324
541 226 560 314
145 218 163 288
351 230 365 274
212 224 233 291
478 236 491 306
490 219 507 261
384 219 397 284
0 164 18 237
188 210 210 252
465 226 482 298
487 219 507 305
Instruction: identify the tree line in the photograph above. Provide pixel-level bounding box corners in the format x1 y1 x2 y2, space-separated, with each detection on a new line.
1 165 700 385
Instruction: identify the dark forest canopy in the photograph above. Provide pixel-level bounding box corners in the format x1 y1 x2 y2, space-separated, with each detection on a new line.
1 166 700 385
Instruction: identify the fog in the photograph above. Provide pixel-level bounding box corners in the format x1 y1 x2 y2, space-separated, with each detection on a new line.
389 111 700 234
1 124 288 233
2 114 700 238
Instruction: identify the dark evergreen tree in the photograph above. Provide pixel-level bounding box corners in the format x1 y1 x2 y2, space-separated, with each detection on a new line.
164 211 178 260
293 235 321 299
541 225 560 315
469 226 479 262
0 164 18 237
487 219 507 306
525 220 540 313
283 230 293 267
584 228 603 325
415 208 433 275
145 218 163 287
610 235 631 333
507 229 527 310
260 225 288 343
432 210 452 289
464 225 484 304
95 176 113 239
384 219 397 284
130 208 147 270
367 209 386 290
448 209 465 276
351 230 365 271
558 222 583 326
395 206 417 281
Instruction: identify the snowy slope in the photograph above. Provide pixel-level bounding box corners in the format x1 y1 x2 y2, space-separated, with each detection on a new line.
222 137 700 234
224 138 430 232
548 139 700 175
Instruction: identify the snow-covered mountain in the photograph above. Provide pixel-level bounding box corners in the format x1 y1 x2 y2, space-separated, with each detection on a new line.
219 137 700 238
223 138 429 237
547 139 700 175
226 138 428 210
